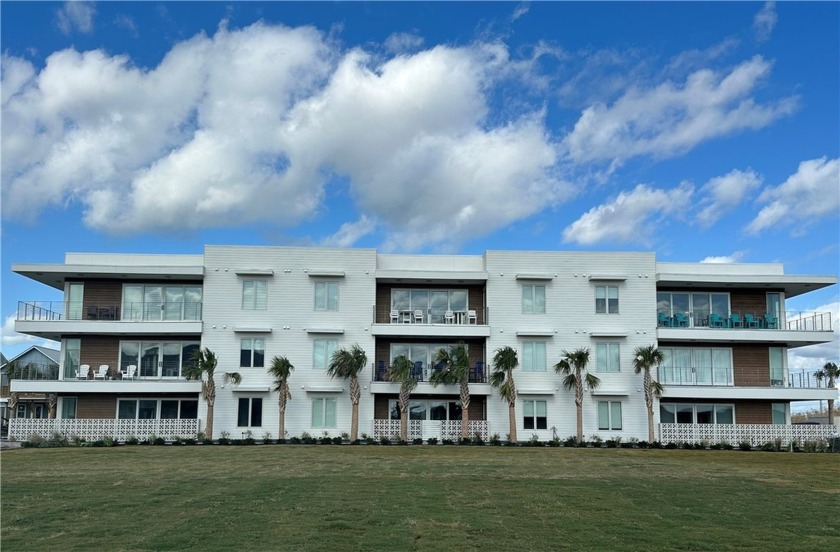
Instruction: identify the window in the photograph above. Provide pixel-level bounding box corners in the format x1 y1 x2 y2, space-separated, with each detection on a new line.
61 397 77 420
160 400 198 419
237 398 263 427
659 348 733 386
657 292 730 327
769 347 785 386
312 397 337 428
122 284 203 321
116 398 197 420
313 339 338 370
63 338 81 379
522 341 547 372
771 403 786 425
522 284 546 314
119 340 200 378
595 285 619 314
240 338 265 368
660 403 734 424
391 288 469 324
598 401 622 430
242 280 267 310
314 281 339 311
389 399 461 421
596 343 620 373
67 283 84 320
117 399 158 420
523 400 547 430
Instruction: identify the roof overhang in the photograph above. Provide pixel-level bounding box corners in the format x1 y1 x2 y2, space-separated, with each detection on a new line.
13 263 204 290
656 274 836 298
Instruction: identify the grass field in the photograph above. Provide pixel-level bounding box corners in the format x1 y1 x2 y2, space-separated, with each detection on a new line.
1 445 838 551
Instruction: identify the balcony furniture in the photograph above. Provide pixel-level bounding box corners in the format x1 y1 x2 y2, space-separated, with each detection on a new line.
744 313 760 328
413 310 424 324
467 310 477 324
400 310 413 324
673 312 689 327
376 361 387 382
763 314 778 329
95 365 109 380
729 313 743 328
657 312 672 327
122 365 137 380
708 313 726 328
86 306 98 320
78 364 91 380
444 310 455 324
390 310 400 324
471 361 484 383
432 361 445 375
410 361 424 381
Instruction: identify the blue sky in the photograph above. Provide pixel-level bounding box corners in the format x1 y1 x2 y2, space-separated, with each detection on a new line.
1 1 838 372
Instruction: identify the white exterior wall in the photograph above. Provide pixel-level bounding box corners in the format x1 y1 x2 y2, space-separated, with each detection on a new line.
202 246 377 439
484 251 658 441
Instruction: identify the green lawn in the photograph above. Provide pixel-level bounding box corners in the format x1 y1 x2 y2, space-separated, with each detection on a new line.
2 445 838 551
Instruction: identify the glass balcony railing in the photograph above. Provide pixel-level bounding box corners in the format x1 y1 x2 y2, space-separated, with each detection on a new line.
371 361 487 383
6 363 59 381
17 301 203 322
657 310 832 332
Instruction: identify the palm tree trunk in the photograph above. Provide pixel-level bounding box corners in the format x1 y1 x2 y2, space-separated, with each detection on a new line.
279 382 288 441
644 369 654 443
205 380 215 441
508 402 517 443
8 393 18 419
350 376 360 442
829 399 835 427
460 381 471 440
48 393 58 419
575 380 584 442
205 404 214 441
400 407 408 442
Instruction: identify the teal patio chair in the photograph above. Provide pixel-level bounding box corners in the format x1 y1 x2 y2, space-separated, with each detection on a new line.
657 312 672 327
673 312 689 327
763 314 778 329
729 313 743 328
744 313 760 328
709 313 726 328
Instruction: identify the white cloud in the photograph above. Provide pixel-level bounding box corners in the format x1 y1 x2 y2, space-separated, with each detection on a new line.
384 31 424 54
746 157 840 235
562 182 694 245
700 252 746 264
56 1 95 35
753 2 777 42
1 315 57 350
787 301 840 375
696 169 762 228
321 216 376 248
511 2 530 22
563 56 798 169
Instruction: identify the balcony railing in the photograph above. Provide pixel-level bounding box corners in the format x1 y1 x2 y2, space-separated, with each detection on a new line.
371 361 487 383
373 307 488 326
657 310 832 332
17 301 202 322
659 423 837 447
788 370 838 389
6 363 59 381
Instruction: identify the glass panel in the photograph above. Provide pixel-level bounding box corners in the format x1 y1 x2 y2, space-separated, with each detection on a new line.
251 398 263 427
672 293 689 319
162 342 181 377
255 281 267 309
61 397 77 419
390 344 409 364
180 400 198 419
140 343 160 378
534 286 546 313
144 286 163 321
429 291 448 323
182 343 199 373
659 349 674 384
522 285 533 314
674 349 692 385
611 402 622 430
715 405 734 424
389 400 400 420
595 286 606 313
524 400 534 417
429 401 447 421
64 338 81 379
448 401 462 421
160 400 179 419
164 286 184 320
712 349 732 386
324 398 336 427
409 401 427 421
239 399 250 426
694 349 712 385
695 404 713 424
711 294 729 317
771 403 786 425
138 400 157 420
118 400 137 420
766 293 781 326
769 347 785 386
327 282 339 311
692 294 710 327
67 283 84 320
253 339 264 368
533 342 546 372
660 404 676 424
656 293 672 315
122 285 143 321
120 341 139 373
676 405 693 424
184 286 202 320
241 339 253 367
607 286 619 314
314 282 326 310
598 402 609 430
242 281 255 309
391 289 410 311
523 342 534 372
410 290 428 316
449 290 467 312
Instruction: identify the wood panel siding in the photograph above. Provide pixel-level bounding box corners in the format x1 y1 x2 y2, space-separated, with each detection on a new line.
77 395 117 418
80 337 121 371
663 399 774 425
729 291 775 316
375 283 486 324
373 394 486 420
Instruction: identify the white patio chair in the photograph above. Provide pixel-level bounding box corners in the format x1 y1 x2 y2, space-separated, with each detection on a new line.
413 310 424 324
95 365 109 380
122 365 137 380
444 310 455 324
467 310 477 324
390 309 400 323
77 364 91 380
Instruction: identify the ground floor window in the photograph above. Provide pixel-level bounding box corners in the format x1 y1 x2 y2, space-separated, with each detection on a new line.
388 399 462 421
61 397 77 419
117 398 198 420
660 403 734 424
16 402 47 419
237 398 263 427
312 397 337 428
523 400 547 430
597 401 622 430
771 403 787 425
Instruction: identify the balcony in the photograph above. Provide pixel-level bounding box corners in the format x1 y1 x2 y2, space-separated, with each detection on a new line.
5 362 59 381
371 307 491 338
789 370 839 389
10 364 202 394
371 361 487 383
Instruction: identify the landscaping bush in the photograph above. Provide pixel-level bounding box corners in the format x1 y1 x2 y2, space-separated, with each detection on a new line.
426 437 438 445
739 441 752 451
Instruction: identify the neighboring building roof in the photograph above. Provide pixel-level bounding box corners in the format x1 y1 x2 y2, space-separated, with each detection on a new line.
1 346 60 368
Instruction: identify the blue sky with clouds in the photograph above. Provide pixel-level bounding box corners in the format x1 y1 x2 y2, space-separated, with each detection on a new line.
2 2 838 371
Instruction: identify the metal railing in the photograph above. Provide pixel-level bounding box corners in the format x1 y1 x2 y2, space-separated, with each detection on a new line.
785 311 833 332
371 361 487 383
8 418 200 442
6 363 59 381
17 300 202 322
657 310 832 332
788 370 837 389
659 366 734 387
372 306 488 325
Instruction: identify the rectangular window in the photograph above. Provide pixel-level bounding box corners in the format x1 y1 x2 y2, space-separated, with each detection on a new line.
523 400 547 430
769 347 785 386
521 284 546 314
771 403 786 425
595 285 619 314
311 397 337 428
522 341 547 372
67 283 84 320
63 338 81 379
314 281 339 311
237 398 263 427
660 403 735 424
242 280 267 310
596 343 620 373
61 397 77 420
313 339 338 370
598 401 622 430
240 338 265 368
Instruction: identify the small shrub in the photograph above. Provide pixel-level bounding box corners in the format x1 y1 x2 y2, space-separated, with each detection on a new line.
427 437 438 445
125 435 139 446
152 436 165 446
649 441 663 449
489 433 502 446
289 436 301 444
472 433 485 446
442 439 454 445
332 436 343 445
605 439 618 449
694 442 706 450
681 441 694 450
760 441 776 452
196 431 206 442
183 438 197 446
739 441 752 451
549 437 561 447
364 436 375 445
528 434 541 447
103 436 117 447
319 436 332 445
380 436 391 445
341 432 350 440
563 436 578 447
27 434 46 447
171 437 184 446
721 442 734 451
262 431 272 443
460 437 472 446
773 437 783 452
590 436 603 448
396 439 408 446
664 442 678 450
412 438 423 445
48 431 69 447
637 440 650 449
709 442 723 450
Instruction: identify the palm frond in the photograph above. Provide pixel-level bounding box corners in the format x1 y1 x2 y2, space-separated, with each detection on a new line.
562 373 577 390
633 344 664 375
388 355 413 383
328 344 368 379
222 372 242 385
650 380 664 397
584 372 601 390
185 347 217 380
492 346 519 373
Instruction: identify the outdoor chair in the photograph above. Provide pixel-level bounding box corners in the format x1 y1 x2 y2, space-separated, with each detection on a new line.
122 365 137 380
390 309 400 323
95 365 109 380
729 313 743 328
77 364 91 380
709 313 726 328
763 313 778 329
744 314 760 328
413 310 424 324
444 310 455 324
673 312 689 327
657 312 672 327
467 310 477 324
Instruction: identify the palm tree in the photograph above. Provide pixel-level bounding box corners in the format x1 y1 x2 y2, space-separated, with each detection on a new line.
184 348 241 441
327 344 367 442
268 355 295 441
490 346 519 444
814 362 840 425
554 348 600 442
429 342 472 440
633 345 665 443
388 355 417 441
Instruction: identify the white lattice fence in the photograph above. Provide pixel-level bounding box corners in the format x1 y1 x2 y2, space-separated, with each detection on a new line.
659 423 837 447
9 418 200 442
371 420 422 440
441 420 489 441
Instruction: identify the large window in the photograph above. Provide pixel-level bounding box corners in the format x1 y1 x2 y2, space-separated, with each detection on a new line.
598 401 622 430
391 289 468 324
596 343 620 373
312 397 337 428
161 400 198 419
769 347 785 386
522 284 546 314
659 348 733 386
314 281 339 311
240 338 265 368
63 338 81 379
242 280 267 310
119 340 200 378
117 399 159 420
771 403 787 425
122 284 202 321
313 339 338 370
660 403 734 424
522 341 547 372
523 400 547 430
595 285 619 314
61 397 77 420
389 399 462 421
237 398 263 427
657 292 729 327
67 283 84 320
